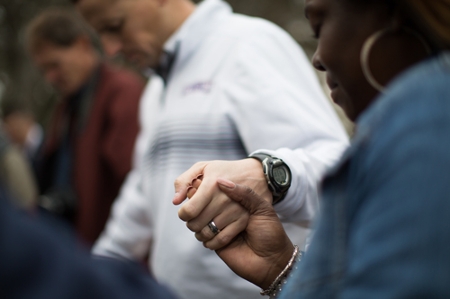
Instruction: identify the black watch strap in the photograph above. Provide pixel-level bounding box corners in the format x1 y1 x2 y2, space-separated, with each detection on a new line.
249 153 291 205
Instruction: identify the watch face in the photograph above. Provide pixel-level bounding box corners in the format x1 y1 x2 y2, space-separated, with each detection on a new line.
273 166 288 185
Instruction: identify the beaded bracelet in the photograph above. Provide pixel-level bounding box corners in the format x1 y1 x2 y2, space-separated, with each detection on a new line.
260 245 302 298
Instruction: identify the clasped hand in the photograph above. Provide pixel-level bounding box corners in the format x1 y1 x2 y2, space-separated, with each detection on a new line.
173 159 272 249
173 159 293 288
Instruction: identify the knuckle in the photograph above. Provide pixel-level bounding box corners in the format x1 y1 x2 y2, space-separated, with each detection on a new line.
194 232 205 242
194 161 207 170
201 232 214 242
186 220 202 233
243 185 256 197
184 202 198 219
203 241 214 250
178 204 197 221
177 209 187 221
185 222 195 232
174 177 187 190
174 178 181 187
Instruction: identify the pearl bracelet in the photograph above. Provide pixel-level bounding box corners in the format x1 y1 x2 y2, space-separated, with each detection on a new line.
260 245 301 298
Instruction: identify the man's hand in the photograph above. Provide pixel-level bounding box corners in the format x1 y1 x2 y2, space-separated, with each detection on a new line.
214 178 294 289
173 159 272 249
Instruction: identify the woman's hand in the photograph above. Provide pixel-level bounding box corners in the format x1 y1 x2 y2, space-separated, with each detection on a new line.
213 178 294 290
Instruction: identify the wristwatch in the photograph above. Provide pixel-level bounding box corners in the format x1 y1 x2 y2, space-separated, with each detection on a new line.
249 153 292 205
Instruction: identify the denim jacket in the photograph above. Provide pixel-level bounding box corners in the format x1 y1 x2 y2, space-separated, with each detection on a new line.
280 52 450 299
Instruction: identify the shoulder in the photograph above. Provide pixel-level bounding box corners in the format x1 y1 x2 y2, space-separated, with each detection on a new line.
221 14 287 37
95 63 145 108
211 14 312 84
216 13 298 51
93 63 144 114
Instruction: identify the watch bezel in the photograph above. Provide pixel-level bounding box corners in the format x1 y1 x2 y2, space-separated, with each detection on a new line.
249 153 292 205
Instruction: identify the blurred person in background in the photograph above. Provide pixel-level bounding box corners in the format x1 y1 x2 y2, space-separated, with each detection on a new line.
25 8 145 246
2 103 44 171
0 128 37 210
74 0 348 298
180 0 450 298
0 94 39 209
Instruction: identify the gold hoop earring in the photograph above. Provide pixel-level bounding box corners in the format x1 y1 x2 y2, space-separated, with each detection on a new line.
360 27 432 93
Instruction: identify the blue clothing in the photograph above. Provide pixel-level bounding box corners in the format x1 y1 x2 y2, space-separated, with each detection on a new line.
281 52 450 298
0 194 178 299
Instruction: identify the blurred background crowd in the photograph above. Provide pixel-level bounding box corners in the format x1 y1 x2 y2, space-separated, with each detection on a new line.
0 0 351 129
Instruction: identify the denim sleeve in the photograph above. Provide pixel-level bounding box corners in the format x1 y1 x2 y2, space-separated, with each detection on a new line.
341 69 450 298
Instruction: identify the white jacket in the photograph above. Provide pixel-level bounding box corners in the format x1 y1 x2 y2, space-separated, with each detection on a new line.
93 0 349 298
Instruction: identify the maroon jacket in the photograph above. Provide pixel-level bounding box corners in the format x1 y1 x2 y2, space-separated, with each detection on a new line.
41 63 145 245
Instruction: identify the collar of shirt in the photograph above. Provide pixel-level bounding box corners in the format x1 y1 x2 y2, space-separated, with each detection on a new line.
145 0 232 81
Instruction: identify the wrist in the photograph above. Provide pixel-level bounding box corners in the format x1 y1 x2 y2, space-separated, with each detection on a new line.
260 244 294 289
236 158 272 203
244 157 265 177
260 245 302 298
248 153 292 205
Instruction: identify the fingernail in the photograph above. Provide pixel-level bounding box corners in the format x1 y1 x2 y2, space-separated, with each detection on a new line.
217 178 236 189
